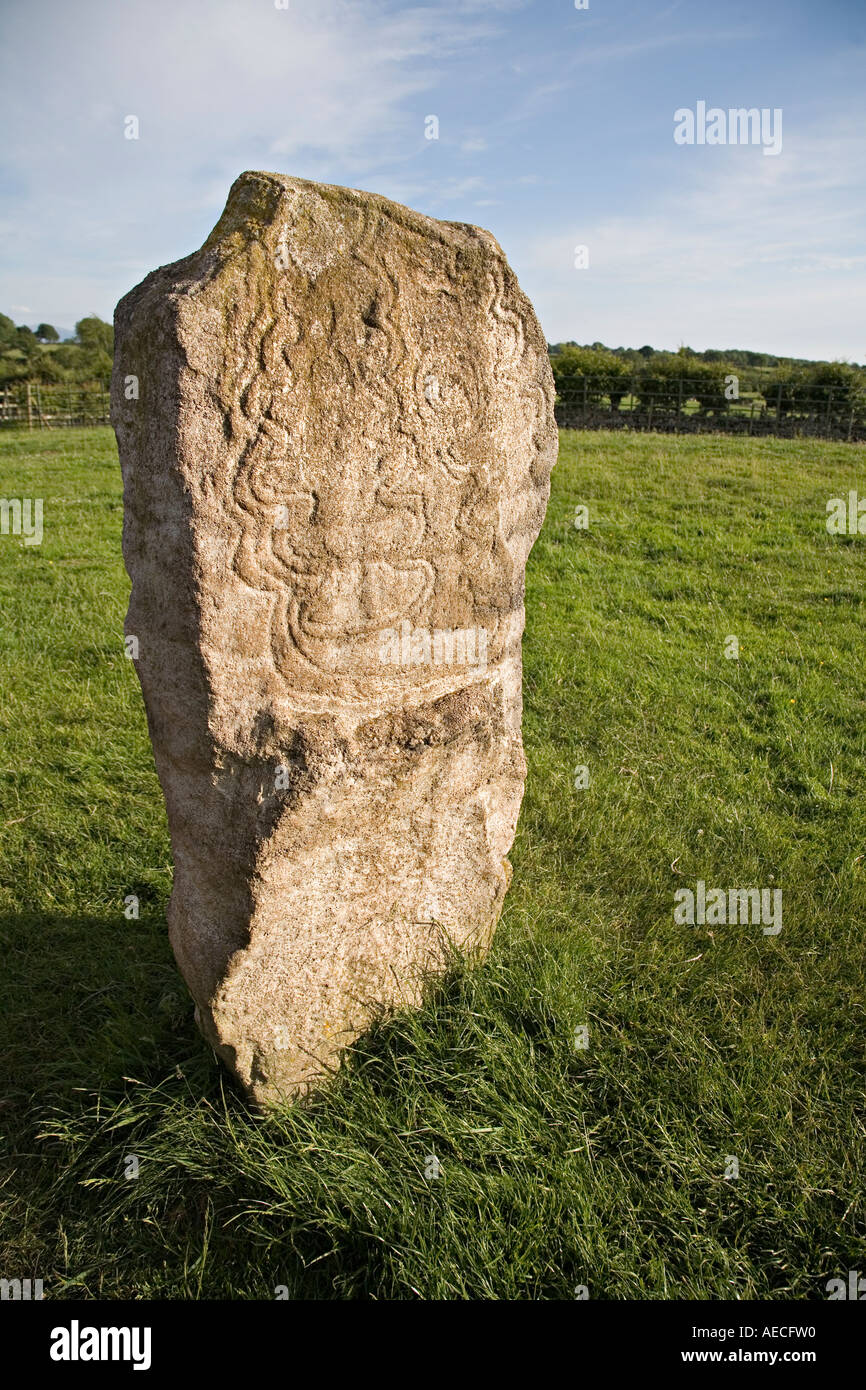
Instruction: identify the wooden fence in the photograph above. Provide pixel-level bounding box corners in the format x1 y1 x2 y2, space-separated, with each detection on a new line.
3 376 864 443
0 381 111 429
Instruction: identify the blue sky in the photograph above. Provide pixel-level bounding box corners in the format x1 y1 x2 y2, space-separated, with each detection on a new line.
1 0 864 359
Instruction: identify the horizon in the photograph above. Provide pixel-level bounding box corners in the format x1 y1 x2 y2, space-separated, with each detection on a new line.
16 319 863 370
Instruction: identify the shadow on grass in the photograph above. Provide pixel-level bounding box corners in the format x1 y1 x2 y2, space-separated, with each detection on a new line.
0 909 216 1106
1 907 532 1298
3 908 858 1299
0 908 499 1113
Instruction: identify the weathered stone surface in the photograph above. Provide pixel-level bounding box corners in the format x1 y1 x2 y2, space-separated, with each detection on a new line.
112 171 557 1104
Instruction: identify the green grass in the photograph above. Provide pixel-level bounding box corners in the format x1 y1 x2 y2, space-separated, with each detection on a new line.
1 426 864 1300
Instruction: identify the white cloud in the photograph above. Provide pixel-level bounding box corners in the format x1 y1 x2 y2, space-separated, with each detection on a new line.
0 0 505 319
520 127 866 359
0 0 863 365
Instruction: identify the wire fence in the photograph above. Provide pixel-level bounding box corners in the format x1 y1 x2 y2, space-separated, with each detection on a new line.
554 378 866 442
3 375 864 443
0 381 111 429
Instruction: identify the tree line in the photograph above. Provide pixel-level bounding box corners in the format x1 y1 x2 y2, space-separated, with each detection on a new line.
0 313 114 386
3 311 863 424
550 343 866 423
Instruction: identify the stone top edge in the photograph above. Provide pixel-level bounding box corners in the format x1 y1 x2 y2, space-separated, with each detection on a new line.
114 170 508 324
216 170 503 251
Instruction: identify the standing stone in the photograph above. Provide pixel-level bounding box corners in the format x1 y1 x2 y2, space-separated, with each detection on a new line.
112 171 557 1104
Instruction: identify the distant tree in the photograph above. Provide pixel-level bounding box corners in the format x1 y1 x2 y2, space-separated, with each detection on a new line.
0 312 16 350
687 358 730 413
52 344 82 372
637 345 655 358
762 365 806 418
34 348 65 382
551 345 632 410
74 315 114 356
802 361 864 424
0 352 27 385
740 350 779 368
35 323 59 342
618 347 644 368
635 354 683 416
72 314 113 382
636 352 728 416
14 325 39 362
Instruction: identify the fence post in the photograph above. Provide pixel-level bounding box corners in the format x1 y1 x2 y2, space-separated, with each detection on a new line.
775 382 782 435
26 382 33 430
676 378 683 431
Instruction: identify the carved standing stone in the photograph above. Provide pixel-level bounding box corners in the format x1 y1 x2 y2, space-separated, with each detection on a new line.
112 171 557 1104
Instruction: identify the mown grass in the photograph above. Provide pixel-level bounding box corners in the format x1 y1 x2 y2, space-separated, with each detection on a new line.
0 425 864 1300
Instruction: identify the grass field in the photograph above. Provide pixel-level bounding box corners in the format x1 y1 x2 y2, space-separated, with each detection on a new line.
1 425 864 1300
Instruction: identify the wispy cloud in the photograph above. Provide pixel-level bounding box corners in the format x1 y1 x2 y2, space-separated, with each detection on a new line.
0 0 863 361
522 126 866 358
0 0 511 319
